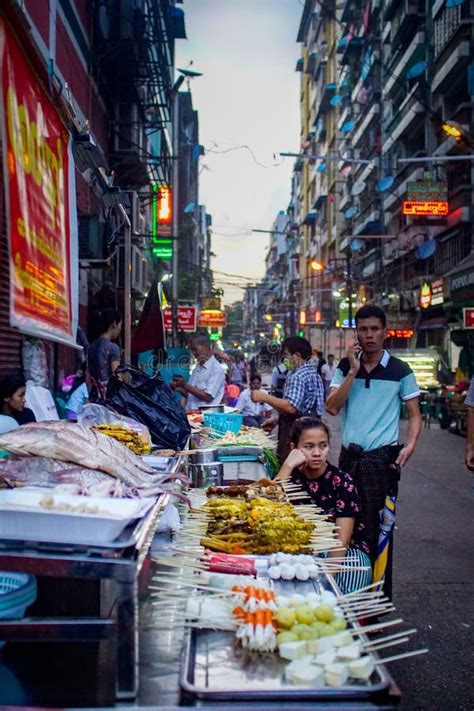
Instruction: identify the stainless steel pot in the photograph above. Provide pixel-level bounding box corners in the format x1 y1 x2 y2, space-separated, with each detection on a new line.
189 462 224 488
193 448 218 464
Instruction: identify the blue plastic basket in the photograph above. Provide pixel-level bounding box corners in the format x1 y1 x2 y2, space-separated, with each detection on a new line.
203 412 243 435
0 572 37 619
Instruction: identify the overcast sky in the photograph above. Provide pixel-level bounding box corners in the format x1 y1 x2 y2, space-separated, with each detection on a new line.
177 0 301 304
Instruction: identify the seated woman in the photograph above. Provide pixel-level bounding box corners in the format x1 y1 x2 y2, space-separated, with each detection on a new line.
0 374 36 426
275 416 372 594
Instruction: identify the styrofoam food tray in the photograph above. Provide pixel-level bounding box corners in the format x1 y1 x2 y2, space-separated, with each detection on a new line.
0 489 156 545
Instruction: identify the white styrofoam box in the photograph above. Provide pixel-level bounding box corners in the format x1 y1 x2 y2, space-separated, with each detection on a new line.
0 489 155 545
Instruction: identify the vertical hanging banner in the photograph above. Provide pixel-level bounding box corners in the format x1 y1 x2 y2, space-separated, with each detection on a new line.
0 20 78 346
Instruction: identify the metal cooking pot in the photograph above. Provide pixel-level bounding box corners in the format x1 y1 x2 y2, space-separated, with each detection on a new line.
193 447 218 464
189 461 224 488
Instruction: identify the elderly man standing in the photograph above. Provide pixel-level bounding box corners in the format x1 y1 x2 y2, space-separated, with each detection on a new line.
172 332 225 411
251 336 325 463
326 305 422 597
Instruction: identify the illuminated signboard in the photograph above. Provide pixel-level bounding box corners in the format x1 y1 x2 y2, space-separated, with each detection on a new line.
299 310 307 326
463 308 474 329
157 186 172 223
198 309 227 327
402 200 448 216
406 181 447 202
386 329 415 338
431 279 444 306
419 282 432 309
152 241 173 259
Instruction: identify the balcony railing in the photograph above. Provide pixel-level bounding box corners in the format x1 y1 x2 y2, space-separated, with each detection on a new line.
433 2 472 60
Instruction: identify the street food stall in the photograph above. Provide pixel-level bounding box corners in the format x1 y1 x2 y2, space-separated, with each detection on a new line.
0 412 426 708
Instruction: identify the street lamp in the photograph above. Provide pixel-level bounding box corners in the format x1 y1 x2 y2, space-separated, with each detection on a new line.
310 259 324 272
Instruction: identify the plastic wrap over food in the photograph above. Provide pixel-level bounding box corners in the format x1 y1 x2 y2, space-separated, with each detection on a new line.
0 456 134 497
0 421 154 487
78 404 151 447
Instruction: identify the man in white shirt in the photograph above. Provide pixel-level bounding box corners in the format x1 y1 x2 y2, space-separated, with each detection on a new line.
237 374 272 427
321 353 336 399
172 332 225 412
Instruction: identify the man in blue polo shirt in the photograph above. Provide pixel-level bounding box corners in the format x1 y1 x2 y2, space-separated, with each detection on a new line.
326 305 422 597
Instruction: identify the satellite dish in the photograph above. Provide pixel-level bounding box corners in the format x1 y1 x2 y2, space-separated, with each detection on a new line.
341 120 355 133
352 181 366 196
376 176 395 192
350 239 364 251
344 206 357 219
406 61 428 80
317 162 327 172
184 202 195 214
330 94 342 106
416 240 437 259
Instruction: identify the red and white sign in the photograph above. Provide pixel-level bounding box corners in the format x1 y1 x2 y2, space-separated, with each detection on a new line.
0 20 78 346
198 309 227 328
163 306 197 332
463 308 474 329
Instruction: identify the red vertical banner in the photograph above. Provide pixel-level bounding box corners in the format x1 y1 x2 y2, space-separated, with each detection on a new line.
0 20 78 346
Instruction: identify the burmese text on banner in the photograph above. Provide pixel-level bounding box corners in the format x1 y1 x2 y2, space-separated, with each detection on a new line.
0 19 78 347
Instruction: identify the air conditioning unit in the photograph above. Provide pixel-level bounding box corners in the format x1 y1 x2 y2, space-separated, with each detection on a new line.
116 246 148 294
114 103 142 154
78 215 104 259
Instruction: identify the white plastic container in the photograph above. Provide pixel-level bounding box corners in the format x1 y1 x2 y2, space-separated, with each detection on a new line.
0 489 155 545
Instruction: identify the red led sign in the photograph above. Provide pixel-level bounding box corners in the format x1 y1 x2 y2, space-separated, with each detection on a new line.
402 200 448 216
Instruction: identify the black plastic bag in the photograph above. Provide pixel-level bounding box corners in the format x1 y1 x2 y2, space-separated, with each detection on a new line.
106 365 191 450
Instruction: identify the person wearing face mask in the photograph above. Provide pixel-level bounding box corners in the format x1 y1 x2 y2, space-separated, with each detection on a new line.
251 336 324 463
172 332 225 411
275 417 372 593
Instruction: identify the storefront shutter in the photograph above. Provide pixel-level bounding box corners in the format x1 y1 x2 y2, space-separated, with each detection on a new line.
0 156 23 377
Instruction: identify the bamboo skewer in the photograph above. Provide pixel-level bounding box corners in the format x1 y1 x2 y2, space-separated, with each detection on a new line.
374 648 429 665
364 629 417 649
348 617 403 636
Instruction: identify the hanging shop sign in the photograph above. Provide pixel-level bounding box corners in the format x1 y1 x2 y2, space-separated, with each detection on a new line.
202 296 222 311
198 309 227 328
163 306 197 332
152 183 173 259
450 266 474 304
419 282 432 309
406 181 448 202
403 181 448 217
402 200 448 216
463 308 474 329
0 20 78 346
386 329 414 338
430 279 444 306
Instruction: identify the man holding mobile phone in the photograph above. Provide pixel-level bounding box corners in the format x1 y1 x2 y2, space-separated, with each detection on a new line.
326 305 422 597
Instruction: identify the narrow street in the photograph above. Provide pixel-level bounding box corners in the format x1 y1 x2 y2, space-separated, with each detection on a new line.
326 414 474 711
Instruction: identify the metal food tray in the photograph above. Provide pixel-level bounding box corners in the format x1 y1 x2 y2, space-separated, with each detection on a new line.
180 577 391 702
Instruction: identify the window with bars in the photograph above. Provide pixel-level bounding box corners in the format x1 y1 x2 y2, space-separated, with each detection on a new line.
433 4 464 59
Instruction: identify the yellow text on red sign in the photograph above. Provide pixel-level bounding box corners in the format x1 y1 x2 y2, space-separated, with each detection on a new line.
402 200 449 216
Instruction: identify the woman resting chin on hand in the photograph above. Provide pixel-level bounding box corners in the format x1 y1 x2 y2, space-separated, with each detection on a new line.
276 416 372 595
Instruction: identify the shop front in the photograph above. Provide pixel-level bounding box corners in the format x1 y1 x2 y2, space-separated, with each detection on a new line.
447 253 474 379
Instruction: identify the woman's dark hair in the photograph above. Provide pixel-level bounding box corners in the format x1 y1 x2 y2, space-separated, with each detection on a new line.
355 305 386 328
96 308 122 336
0 374 26 406
251 373 262 383
281 336 312 361
291 416 330 445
